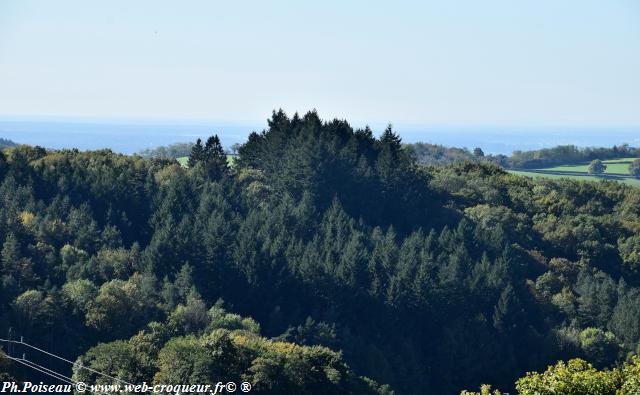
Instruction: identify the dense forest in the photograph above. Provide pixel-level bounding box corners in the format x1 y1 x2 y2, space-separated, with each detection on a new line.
1 111 640 394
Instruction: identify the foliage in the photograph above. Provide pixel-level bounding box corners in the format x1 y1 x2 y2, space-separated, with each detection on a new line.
460 385 505 395
587 159 607 175
75 304 393 395
619 235 640 270
516 358 625 394
464 357 640 394
578 328 620 368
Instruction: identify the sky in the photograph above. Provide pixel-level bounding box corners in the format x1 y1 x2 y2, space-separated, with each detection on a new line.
0 0 639 125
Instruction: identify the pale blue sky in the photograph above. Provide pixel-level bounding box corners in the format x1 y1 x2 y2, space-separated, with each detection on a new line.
0 0 638 124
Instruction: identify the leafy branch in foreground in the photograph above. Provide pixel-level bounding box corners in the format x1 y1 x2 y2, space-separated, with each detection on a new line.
462 357 640 394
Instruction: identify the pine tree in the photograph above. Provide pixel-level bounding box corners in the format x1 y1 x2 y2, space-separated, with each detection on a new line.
2 233 20 273
175 263 197 303
493 284 520 332
188 138 205 168
379 125 402 151
375 126 403 208
0 150 7 179
610 289 640 349
203 135 229 180
368 226 397 297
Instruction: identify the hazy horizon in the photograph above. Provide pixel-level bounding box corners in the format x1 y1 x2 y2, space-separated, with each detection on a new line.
1 115 639 155
2 1 639 154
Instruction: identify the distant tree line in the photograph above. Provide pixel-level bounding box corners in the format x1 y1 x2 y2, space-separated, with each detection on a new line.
137 142 194 159
405 142 640 170
0 138 17 150
403 143 504 167
137 141 241 160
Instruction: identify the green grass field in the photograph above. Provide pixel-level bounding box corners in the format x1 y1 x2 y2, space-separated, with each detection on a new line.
509 157 640 187
542 158 638 174
176 155 236 168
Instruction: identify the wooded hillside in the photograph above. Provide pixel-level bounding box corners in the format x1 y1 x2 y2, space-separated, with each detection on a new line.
1 111 640 394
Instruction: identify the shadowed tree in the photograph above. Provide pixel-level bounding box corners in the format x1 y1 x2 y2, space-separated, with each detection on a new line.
203 135 229 180
629 158 640 178
188 138 205 167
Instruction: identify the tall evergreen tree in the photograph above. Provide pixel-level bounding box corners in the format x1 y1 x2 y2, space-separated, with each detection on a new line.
379 125 402 151
1 233 20 273
188 138 205 168
0 150 7 179
203 135 229 180
493 284 520 333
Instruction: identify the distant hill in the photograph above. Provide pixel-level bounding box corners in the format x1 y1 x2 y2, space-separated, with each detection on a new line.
0 137 17 149
404 142 477 165
137 142 194 159
404 142 508 167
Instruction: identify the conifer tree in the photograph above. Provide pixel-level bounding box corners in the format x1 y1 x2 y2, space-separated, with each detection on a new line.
380 125 402 151
0 151 7 179
188 138 205 168
1 233 20 273
493 284 520 332
203 135 229 180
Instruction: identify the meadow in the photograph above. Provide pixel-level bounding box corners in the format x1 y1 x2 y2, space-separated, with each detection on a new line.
508 157 640 187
